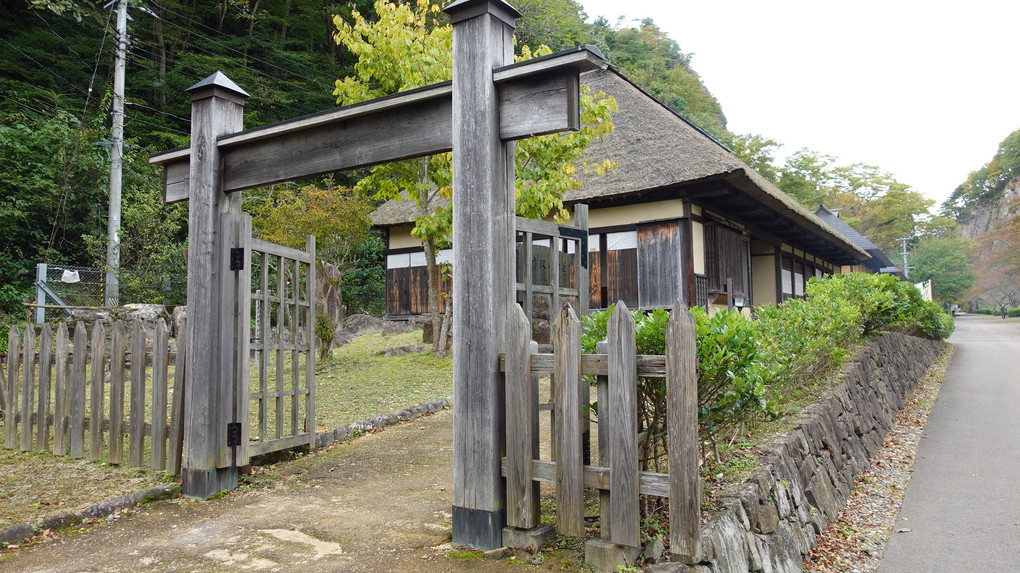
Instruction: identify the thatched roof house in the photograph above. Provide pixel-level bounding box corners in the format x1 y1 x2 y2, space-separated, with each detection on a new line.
374 68 870 318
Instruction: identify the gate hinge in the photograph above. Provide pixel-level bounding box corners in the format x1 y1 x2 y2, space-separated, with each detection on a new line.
230 248 245 271
227 422 242 447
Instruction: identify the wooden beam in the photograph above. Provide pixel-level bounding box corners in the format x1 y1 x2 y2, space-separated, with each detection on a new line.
151 47 605 202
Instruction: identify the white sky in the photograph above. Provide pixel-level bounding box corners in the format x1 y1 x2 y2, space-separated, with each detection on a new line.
578 0 1020 209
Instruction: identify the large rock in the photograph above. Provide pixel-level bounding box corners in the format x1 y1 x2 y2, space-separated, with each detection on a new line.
334 314 409 347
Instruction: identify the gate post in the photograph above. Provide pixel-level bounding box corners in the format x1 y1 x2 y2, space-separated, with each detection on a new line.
446 0 520 549
181 72 248 499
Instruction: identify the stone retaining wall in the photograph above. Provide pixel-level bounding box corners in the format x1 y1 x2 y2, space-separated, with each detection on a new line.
675 333 946 573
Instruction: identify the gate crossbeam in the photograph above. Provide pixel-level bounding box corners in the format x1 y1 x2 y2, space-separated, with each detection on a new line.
150 47 605 203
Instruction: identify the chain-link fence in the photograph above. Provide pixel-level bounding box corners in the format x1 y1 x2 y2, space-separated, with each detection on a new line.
33 263 187 323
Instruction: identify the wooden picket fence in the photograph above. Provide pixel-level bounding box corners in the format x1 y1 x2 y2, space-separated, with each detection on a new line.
501 299 700 557
1 319 185 474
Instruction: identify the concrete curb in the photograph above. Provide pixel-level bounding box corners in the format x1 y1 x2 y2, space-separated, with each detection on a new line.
0 483 182 547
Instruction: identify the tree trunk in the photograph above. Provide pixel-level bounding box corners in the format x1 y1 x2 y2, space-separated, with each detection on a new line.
317 261 343 327
437 296 452 355
424 238 443 353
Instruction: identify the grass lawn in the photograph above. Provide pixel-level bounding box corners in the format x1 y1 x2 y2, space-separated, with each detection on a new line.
312 331 452 430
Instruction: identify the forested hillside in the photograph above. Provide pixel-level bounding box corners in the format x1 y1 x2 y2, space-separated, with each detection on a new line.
0 0 960 318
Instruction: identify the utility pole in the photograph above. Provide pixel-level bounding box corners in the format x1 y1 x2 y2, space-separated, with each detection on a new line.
105 0 128 307
898 236 914 279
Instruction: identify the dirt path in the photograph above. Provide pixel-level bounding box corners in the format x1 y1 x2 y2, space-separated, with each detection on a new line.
0 409 582 572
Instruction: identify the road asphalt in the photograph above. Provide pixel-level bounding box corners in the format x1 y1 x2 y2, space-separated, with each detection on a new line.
879 315 1020 572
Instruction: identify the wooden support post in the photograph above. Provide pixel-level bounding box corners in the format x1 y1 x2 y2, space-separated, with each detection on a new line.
447 0 520 550
667 299 700 560
181 72 248 499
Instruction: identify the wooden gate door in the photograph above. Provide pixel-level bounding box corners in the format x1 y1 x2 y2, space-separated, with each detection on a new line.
234 214 317 466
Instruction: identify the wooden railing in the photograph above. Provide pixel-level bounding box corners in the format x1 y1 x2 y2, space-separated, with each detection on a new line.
1 320 185 474
501 300 700 558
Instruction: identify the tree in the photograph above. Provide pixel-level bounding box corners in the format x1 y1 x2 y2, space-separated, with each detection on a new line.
597 18 726 140
728 133 782 184
910 236 976 303
332 0 617 352
252 178 373 329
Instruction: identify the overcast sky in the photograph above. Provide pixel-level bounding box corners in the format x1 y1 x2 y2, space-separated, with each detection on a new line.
578 0 1020 209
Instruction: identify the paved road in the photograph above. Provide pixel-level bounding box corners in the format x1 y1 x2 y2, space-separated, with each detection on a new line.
879 315 1020 572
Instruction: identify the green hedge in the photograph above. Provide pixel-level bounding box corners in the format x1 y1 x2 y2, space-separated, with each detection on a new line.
580 272 955 459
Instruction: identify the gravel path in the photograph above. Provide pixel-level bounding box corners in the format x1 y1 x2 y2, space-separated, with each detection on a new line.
803 345 953 572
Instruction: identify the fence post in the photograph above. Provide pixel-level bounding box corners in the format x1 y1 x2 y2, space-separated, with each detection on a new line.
69 322 86 458
36 324 52 451
595 339 611 540
52 323 68 455
553 302 584 537
167 318 187 476
606 303 639 548
88 323 106 461
20 325 36 451
6 326 20 449
504 304 538 530
109 322 125 465
152 319 169 471
130 321 146 467
666 299 700 560
34 263 47 324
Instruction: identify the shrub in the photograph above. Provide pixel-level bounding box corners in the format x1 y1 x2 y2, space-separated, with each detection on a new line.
581 305 776 467
1009 308 1020 318
914 302 956 340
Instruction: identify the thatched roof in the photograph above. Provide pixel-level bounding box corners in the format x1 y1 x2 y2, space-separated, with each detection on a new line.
372 68 869 265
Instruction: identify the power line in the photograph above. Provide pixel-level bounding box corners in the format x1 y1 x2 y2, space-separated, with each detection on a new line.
0 38 67 83
145 0 332 80
146 7 330 91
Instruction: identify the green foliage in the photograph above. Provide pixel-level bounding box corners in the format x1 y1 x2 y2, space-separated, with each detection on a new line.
316 312 336 360
915 302 956 340
944 128 1020 219
1009 308 1020 318
595 18 726 138
689 307 777 437
910 237 976 303
341 231 386 317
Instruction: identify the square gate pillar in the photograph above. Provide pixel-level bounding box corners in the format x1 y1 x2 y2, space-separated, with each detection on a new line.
181 72 249 499
446 0 520 550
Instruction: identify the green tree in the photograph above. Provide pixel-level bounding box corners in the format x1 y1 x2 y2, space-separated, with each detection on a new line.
332 0 617 351
598 18 725 139
910 237 976 303
943 128 1020 220
728 133 782 184
252 178 373 328
513 0 588 52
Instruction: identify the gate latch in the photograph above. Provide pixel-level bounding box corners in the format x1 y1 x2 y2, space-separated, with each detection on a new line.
227 422 242 447
230 248 245 271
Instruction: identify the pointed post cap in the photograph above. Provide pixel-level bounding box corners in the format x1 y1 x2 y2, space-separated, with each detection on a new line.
186 71 249 104
444 0 521 27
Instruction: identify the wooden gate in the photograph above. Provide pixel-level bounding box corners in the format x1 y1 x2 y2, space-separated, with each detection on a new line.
235 214 317 465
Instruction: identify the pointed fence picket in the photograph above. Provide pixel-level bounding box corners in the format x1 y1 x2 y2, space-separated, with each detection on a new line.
501 299 700 560
0 319 185 473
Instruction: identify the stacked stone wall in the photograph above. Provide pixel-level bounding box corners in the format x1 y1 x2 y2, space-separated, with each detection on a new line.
668 333 945 573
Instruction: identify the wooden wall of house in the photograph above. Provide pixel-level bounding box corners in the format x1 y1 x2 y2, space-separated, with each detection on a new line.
704 222 750 298
385 266 451 317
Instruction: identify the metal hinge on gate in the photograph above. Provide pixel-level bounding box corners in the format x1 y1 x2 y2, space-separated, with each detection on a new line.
230 248 245 271
227 422 242 447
